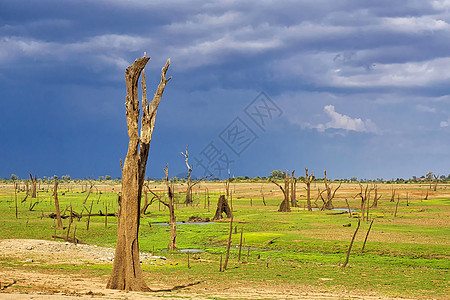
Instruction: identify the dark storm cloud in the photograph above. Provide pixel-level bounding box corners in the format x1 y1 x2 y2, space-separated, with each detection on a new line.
1 0 449 179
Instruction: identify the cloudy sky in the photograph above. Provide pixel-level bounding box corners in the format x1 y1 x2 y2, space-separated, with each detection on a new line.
1 0 449 180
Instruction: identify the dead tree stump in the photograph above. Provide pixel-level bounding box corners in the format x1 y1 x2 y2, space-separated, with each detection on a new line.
212 195 232 220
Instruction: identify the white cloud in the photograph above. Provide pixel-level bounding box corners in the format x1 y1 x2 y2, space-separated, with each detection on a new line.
330 56 450 88
316 105 378 133
381 16 450 33
415 104 436 113
441 120 450 127
432 0 450 10
0 34 152 69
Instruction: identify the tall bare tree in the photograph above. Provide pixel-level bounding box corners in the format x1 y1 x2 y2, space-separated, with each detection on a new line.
304 168 314 211
107 55 171 291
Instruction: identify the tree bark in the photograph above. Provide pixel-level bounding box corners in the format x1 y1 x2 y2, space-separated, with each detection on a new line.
107 55 171 291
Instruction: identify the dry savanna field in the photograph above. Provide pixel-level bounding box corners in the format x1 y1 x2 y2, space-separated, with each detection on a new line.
0 179 449 299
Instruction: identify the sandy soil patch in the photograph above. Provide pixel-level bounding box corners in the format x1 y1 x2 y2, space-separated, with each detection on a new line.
0 239 420 299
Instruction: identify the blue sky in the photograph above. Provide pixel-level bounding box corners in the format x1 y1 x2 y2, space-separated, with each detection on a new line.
1 0 449 180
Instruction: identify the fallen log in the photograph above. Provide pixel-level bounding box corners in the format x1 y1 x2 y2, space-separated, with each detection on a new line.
326 211 346 215
48 211 116 219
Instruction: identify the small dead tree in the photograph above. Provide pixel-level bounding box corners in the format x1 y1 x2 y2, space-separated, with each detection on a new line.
290 170 297 207
167 188 177 251
180 146 211 205
433 174 439 191
371 184 382 208
361 219 375 252
271 169 291 212
107 55 171 291
82 180 95 205
181 145 193 205
53 179 63 230
140 190 150 216
390 186 396 202
356 183 372 221
342 218 361 268
260 183 266 206
29 174 37 198
164 166 177 251
319 170 341 211
223 215 234 271
304 168 314 211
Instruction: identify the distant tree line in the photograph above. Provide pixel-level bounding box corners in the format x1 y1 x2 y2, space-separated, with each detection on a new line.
3 171 450 184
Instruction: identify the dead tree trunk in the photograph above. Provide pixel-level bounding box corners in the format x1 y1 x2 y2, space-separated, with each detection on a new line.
272 169 291 212
83 180 95 205
164 166 177 251
107 55 171 292
212 195 232 220
433 175 439 191
390 186 396 202
181 146 211 205
342 218 361 268
29 174 37 198
371 184 382 208
356 183 373 221
53 180 63 230
304 168 313 211
223 215 234 271
290 170 297 207
181 145 193 205
140 191 149 216
319 170 341 211
260 183 266 206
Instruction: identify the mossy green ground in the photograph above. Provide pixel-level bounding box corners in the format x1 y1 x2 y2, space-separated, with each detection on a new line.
0 181 449 298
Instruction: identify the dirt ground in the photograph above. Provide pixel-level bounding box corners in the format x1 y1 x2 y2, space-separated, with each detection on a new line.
0 239 417 300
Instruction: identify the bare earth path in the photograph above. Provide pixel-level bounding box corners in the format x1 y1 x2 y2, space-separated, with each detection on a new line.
0 239 415 299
